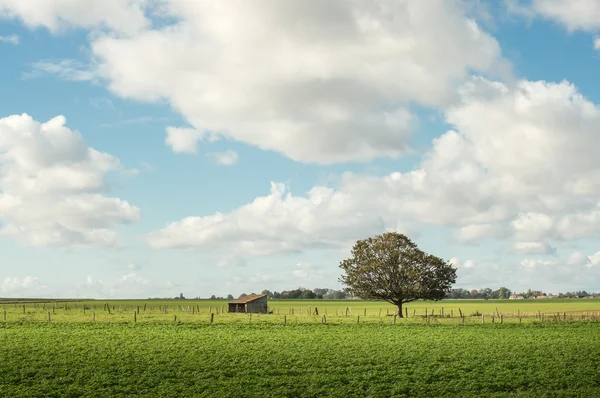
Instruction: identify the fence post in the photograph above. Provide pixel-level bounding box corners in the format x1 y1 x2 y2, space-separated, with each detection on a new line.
322 315 326 324
500 315 503 324
47 312 51 322
284 315 287 325
173 315 177 322
210 313 214 324
134 312 137 323
364 308 367 316
357 315 360 324
481 315 485 324
405 307 408 318
393 315 397 324
3 311 6 321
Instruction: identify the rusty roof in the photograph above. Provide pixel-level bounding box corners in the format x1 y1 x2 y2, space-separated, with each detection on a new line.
228 294 267 304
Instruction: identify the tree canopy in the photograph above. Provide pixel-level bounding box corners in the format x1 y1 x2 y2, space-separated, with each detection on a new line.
339 232 456 317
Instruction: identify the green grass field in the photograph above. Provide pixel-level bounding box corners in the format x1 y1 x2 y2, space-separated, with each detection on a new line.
2 322 600 397
3 298 600 324
3 299 600 397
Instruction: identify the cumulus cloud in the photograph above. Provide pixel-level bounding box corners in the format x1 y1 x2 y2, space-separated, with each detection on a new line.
147 181 415 255
449 257 477 269
0 276 44 293
0 113 139 247
120 273 147 284
85 0 506 164
208 150 238 166
512 0 600 32
0 0 149 36
147 77 600 255
566 250 600 268
513 241 556 255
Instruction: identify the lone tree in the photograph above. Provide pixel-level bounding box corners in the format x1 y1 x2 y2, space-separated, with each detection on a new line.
339 232 456 317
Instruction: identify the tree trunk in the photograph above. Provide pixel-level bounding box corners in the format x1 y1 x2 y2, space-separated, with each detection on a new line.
397 302 403 318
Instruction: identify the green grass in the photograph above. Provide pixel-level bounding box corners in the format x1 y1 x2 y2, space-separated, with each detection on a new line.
3 298 600 325
2 322 600 397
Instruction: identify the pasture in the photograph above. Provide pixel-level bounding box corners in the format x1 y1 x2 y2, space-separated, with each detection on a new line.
2 298 600 325
3 299 600 397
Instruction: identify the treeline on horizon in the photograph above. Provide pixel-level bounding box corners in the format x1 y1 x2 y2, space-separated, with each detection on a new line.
156 287 599 301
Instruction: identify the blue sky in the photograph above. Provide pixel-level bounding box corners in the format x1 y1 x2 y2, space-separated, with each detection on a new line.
2 0 600 298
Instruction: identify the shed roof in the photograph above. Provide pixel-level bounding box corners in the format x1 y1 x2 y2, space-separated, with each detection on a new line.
228 294 267 304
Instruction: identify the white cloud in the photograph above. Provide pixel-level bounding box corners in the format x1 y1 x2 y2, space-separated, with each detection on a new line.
146 181 412 255
449 257 476 269
25 59 95 81
209 150 238 166
87 0 506 164
0 113 139 247
120 273 147 284
0 34 18 44
513 241 556 255
511 213 554 242
147 77 600 256
165 127 203 153
595 37 600 49
0 0 149 36
0 276 43 293
566 250 600 268
521 258 557 269
519 0 600 32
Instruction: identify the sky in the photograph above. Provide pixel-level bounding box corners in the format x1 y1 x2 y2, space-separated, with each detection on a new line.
1 0 600 299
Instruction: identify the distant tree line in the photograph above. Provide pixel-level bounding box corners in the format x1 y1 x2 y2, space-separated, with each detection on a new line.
154 288 597 301
446 288 597 299
446 287 512 300
261 288 350 300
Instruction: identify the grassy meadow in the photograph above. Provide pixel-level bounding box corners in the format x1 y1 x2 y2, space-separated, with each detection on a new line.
3 298 600 397
3 298 600 324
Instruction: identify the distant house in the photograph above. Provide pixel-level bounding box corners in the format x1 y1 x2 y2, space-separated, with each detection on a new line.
509 295 524 300
228 294 268 314
536 295 547 299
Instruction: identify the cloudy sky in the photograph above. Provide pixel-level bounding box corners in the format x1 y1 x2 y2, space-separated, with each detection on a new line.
1 0 600 298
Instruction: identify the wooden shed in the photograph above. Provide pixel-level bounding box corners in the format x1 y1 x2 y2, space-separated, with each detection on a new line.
228 294 268 314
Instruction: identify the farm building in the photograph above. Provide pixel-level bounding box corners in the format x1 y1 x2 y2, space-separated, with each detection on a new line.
509 295 524 300
228 294 268 314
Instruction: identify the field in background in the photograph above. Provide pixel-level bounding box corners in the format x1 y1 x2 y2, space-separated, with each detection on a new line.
2 322 600 397
3 298 600 325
